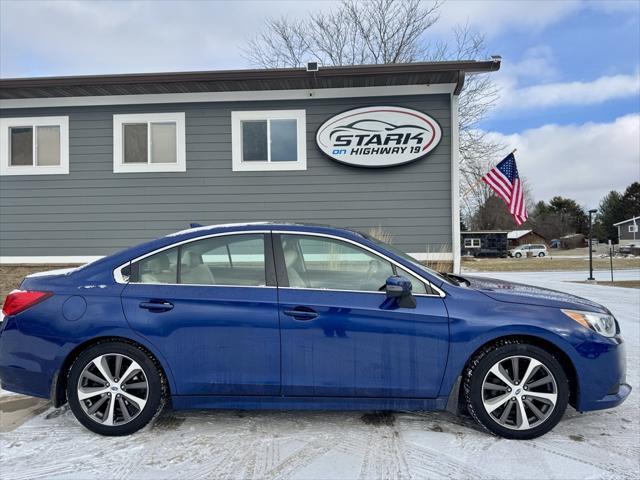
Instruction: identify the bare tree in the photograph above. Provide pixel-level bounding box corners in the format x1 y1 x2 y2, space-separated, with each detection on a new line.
244 0 441 68
243 0 503 222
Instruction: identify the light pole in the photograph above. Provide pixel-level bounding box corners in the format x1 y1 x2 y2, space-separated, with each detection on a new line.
588 209 597 281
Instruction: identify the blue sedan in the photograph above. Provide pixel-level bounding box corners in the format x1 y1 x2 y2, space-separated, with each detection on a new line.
0 223 630 438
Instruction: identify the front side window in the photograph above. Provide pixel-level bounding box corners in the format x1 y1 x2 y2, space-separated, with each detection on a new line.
280 234 394 292
113 113 185 173
0 116 69 175
132 234 266 286
231 110 306 171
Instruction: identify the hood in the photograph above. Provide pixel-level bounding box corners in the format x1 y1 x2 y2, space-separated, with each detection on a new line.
462 275 608 313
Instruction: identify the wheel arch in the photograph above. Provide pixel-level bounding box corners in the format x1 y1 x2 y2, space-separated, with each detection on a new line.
448 334 579 414
52 335 173 408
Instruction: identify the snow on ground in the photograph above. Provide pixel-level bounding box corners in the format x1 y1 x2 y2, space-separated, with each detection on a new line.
1 271 638 479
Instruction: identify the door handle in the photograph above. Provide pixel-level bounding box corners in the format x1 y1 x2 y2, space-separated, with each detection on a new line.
283 307 319 321
139 300 174 312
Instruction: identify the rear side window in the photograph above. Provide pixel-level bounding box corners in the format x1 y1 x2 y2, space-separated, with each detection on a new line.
135 247 178 284
180 234 266 286
131 234 266 286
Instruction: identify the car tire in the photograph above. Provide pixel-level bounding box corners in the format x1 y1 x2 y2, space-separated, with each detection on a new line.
67 341 166 436
538 252 545 257
514 252 522 258
463 341 569 440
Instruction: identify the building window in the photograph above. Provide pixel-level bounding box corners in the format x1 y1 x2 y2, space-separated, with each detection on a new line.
113 113 185 173
0 116 69 176
231 110 306 171
464 238 481 248
629 224 638 233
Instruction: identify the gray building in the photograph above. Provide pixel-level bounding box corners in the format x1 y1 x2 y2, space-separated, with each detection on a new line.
0 60 501 272
613 216 639 245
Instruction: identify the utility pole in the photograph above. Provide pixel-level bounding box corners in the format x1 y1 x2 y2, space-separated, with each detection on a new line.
588 209 597 281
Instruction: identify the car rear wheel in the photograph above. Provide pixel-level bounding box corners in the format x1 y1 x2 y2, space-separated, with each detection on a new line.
67 341 165 436
463 342 569 439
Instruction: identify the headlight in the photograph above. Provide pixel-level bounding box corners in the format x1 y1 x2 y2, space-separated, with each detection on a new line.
562 309 617 337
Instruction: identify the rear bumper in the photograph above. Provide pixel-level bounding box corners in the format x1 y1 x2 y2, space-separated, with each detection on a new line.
0 317 56 399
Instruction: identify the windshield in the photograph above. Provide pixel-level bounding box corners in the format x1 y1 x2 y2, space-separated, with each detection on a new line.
361 234 455 285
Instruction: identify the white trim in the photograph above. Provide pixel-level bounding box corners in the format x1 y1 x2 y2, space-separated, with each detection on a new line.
0 256 102 264
463 238 480 248
0 84 457 110
113 112 186 173
0 116 69 176
613 216 640 226
231 110 307 172
450 93 461 273
407 252 454 261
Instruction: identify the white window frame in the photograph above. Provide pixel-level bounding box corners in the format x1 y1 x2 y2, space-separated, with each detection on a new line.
629 224 638 233
464 238 480 248
231 110 306 172
0 116 69 176
113 112 186 173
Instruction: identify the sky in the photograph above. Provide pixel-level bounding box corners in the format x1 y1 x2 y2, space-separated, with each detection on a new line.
1 0 639 208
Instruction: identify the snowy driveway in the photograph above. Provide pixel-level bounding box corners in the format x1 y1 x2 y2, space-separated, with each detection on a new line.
1 271 638 479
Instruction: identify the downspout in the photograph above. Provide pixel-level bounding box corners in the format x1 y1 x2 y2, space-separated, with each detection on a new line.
450 72 462 273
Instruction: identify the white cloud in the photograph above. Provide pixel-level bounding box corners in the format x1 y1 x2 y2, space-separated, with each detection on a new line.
433 0 582 37
0 0 336 77
1 0 636 78
496 72 640 110
482 114 640 207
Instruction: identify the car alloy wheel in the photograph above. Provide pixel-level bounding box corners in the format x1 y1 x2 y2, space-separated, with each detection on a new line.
67 341 165 435
481 355 557 430
77 353 149 426
515 252 522 258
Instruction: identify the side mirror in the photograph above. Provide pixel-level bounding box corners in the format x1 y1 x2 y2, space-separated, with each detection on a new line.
385 275 416 308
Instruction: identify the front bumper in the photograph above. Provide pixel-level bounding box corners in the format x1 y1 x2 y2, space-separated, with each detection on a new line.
580 383 632 411
574 334 631 411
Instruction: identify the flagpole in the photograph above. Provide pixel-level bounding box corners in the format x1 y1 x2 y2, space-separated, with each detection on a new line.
460 149 518 200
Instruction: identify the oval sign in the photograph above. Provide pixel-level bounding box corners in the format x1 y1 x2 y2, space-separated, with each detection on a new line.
316 106 442 168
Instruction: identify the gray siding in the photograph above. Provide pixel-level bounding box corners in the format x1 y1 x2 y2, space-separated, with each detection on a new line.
0 94 452 256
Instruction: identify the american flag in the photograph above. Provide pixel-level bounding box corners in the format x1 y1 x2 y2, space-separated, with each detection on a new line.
481 153 528 225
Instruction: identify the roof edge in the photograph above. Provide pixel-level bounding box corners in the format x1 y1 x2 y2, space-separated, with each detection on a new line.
0 59 501 88
613 216 640 226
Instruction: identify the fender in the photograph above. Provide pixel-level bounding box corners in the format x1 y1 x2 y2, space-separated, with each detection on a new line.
50 327 179 406
439 323 580 399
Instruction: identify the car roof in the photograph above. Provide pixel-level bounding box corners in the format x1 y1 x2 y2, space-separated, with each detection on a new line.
75 222 369 278
164 222 367 240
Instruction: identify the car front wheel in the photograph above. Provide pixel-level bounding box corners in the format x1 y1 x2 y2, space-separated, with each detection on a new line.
514 252 522 258
538 252 545 257
463 342 569 439
67 341 165 436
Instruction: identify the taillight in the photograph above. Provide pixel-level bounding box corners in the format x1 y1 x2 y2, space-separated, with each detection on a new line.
2 290 53 316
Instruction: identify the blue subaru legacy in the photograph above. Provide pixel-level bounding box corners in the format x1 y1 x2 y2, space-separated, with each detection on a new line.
0 223 630 438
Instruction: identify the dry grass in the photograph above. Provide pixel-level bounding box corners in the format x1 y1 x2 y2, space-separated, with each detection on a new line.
423 244 453 273
462 256 640 273
571 280 640 289
0 265 80 302
367 225 394 244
